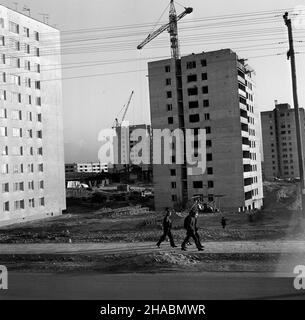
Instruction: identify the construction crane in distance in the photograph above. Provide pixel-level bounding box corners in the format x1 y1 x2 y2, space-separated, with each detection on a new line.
137 0 193 60
113 91 134 128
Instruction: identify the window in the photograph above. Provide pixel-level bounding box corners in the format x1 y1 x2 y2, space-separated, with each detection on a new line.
35 81 41 90
203 100 209 107
1 164 9 174
27 111 32 121
1 72 6 83
28 181 34 190
24 27 30 37
202 86 208 94
201 59 207 67
168 117 173 124
2 146 8 156
0 127 7 137
201 73 208 81
171 182 176 189
166 78 171 86
28 164 34 173
10 56 20 68
204 113 210 120
39 198 45 207
11 110 22 120
34 47 40 57
207 167 213 175
9 21 19 34
189 101 199 109
24 60 31 70
39 180 44 189
38 163 44 172
34 31 40 41
186 61 196 69
29 198 35 208
188 87 198 96
0 18 4 28
171 195 177 201
187 74 197 82
14 200 25 211
37 129 42 139
207 153 212 161
34 63 40 73
193 181 203 188
206 140 212 147
0 108 7 118
27 129 33 138
167 104 172 111
0 35 4 46
165 65 170 73
208 181 214 188
166 91 172 99
1 54 5 64
3 201 9 212
37 114 42 122
12 74 21 86
170 169 176 176
25 77 31 87
36 97 41 106
12 128 22 137
189 114 200 123
205 126 211 134
2 183 9 193
2 146 8 157
10 39 20 51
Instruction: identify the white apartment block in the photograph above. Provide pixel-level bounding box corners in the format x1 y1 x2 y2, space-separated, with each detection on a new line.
148 49 263 212
76 162 108 173
0 5 65 226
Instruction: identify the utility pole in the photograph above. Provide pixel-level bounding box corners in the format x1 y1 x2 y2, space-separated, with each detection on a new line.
283 12 305 216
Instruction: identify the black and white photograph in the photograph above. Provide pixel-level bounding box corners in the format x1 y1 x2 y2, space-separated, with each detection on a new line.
0 0 305 316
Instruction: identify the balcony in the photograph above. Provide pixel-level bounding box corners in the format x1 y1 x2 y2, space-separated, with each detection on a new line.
238 88 246 98
238 75 246 85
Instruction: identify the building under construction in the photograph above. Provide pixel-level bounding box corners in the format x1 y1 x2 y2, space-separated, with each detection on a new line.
148 49 264 212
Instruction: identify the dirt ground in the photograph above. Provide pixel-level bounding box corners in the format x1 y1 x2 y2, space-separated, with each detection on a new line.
1 181 305 273
0 181 304 244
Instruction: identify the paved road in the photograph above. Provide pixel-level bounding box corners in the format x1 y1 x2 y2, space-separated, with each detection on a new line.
0 240 305 255
0 272 304 300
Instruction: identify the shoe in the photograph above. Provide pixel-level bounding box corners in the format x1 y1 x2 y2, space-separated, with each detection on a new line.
156 243 160 248
181 247 187 251
198 247 204 251
171 245 178 248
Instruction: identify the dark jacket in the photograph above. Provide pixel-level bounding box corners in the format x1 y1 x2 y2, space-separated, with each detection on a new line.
184 215 197 233
163 215 172 231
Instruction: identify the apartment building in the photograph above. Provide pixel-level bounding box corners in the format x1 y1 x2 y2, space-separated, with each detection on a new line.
114 124 152 169
148 49 263 212
261 102 305 179
0 5 65 226
76 162 108 173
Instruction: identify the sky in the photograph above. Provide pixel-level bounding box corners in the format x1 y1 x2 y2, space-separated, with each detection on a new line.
1 0 305 162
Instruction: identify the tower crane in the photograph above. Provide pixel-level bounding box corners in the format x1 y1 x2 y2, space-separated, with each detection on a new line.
113 91 134 128
137 0 193 60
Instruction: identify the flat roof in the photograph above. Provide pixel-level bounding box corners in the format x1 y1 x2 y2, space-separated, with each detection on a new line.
0 3 59 30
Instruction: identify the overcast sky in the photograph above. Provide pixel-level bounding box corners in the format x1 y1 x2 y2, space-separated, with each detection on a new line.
2 0 304 162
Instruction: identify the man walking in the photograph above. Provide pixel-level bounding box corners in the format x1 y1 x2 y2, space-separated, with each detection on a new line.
181 210 203 251
156 208 177 248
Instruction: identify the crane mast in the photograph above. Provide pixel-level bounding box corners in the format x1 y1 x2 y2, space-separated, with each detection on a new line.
137 0 192 60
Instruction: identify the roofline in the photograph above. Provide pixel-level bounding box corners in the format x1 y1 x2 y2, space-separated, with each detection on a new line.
0 4 59 30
